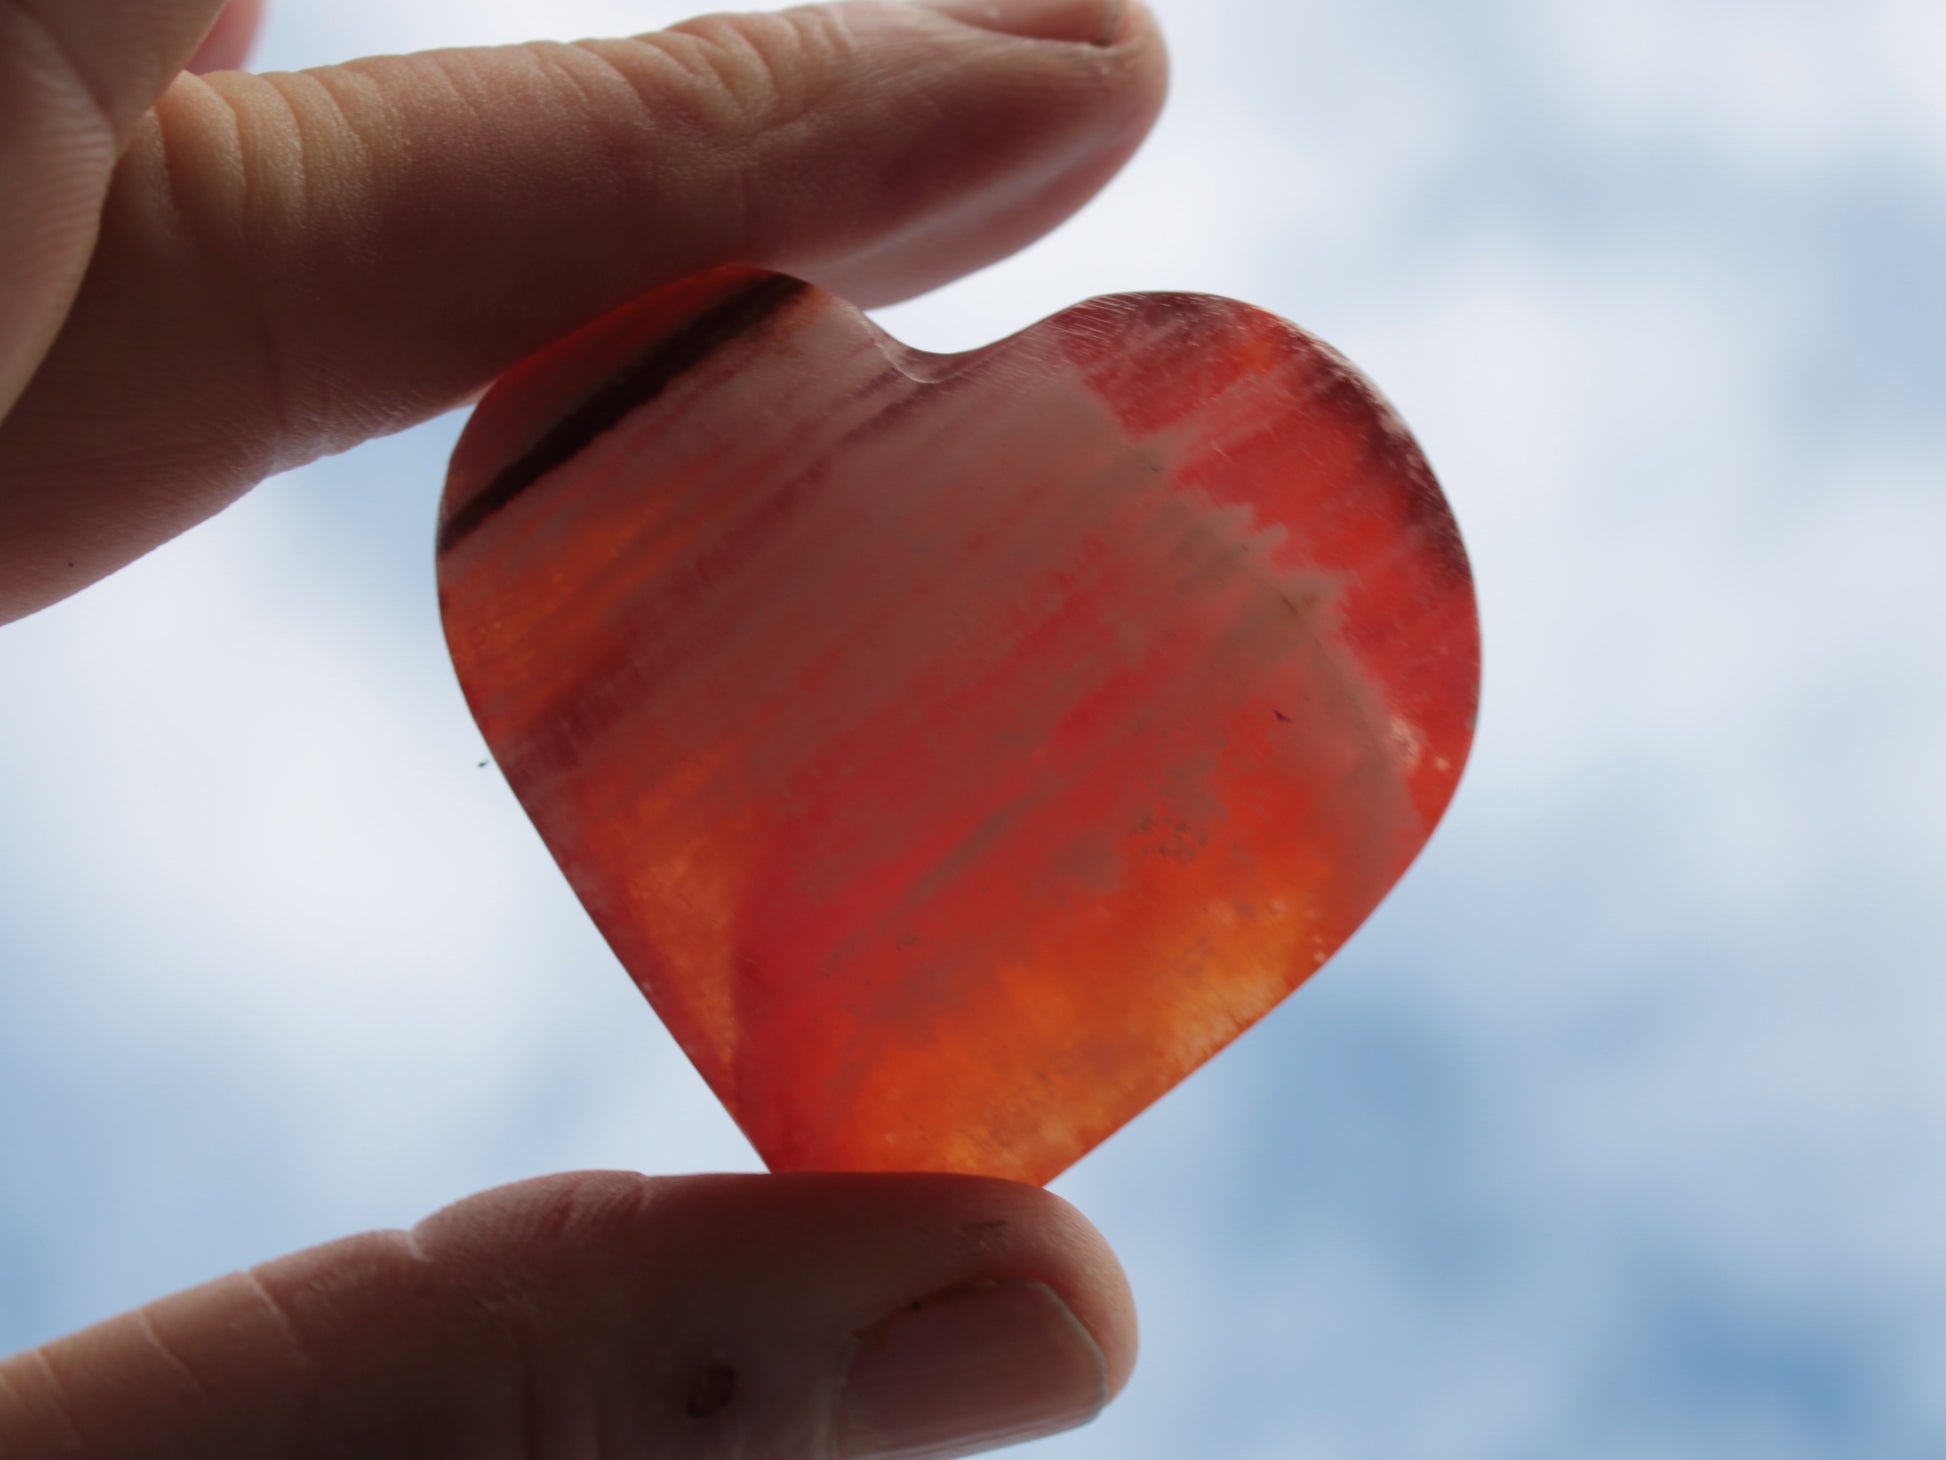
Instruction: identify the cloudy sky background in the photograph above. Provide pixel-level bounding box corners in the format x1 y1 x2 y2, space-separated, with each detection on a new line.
5 0 1945 1455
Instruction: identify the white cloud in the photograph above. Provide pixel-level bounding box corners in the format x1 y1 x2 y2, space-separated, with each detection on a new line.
1515 0 1892 179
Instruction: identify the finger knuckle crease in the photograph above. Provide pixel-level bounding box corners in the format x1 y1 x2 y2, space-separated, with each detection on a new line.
238 1264 323 1382
630 10 856 145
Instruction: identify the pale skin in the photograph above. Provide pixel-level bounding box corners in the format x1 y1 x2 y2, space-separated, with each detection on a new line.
0 0 1168 1454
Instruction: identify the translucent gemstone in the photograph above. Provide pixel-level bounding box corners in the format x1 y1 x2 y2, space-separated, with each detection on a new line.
438 268 1480 1184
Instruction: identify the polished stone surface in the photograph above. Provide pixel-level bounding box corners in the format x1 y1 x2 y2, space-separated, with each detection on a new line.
438 268 1480 1183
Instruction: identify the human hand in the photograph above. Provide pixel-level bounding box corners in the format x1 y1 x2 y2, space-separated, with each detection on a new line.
0 0 1164 1453
0 0 1166 623
0 1171 1138 1458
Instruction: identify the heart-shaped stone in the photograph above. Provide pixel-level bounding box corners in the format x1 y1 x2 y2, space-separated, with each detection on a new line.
438 268 1478 1184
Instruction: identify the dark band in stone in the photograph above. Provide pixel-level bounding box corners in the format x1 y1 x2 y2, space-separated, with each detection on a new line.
437 273 812 555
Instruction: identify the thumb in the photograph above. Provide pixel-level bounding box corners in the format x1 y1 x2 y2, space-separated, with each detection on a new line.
0 1171 1138 1459
0 0 1169 622
184 0 263 75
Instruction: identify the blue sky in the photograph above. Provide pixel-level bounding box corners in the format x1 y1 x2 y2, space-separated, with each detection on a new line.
3 1 1944 1455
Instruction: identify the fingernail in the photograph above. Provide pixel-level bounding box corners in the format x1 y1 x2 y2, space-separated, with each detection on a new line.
910 0 1130 47
837 1280 1109 1459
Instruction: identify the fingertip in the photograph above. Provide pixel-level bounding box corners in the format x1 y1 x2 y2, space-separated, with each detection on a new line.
802 0 1171 306
186 0 262 75
1032 1183 1141 1397
418 1169 1142 1395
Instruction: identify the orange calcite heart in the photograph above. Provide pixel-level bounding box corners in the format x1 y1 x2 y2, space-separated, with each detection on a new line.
438 268 1479 1184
